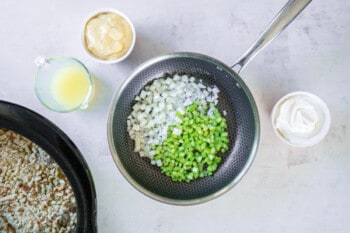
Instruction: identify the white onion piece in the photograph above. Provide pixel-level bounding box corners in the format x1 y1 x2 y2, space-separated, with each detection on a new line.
127 74 221 161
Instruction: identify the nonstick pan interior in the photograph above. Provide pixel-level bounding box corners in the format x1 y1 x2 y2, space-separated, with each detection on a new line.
108 52 260 205
0 101 97 232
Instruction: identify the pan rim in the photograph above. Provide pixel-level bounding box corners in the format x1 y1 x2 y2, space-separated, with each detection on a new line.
107 52 260 205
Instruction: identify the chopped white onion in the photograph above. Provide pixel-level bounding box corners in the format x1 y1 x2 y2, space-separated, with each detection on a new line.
127 74 222 162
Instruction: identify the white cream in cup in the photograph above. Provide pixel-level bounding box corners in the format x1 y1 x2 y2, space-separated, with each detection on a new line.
271 91 331 147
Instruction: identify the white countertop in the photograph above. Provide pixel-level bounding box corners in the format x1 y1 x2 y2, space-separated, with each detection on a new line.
1 0 350 232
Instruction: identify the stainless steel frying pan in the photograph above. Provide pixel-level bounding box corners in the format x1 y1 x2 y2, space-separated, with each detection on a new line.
108 0 312 205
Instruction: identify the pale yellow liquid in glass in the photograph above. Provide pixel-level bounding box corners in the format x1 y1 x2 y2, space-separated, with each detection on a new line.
50 65 91 110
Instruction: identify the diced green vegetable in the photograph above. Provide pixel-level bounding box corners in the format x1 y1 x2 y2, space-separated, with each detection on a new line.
153 101 229 182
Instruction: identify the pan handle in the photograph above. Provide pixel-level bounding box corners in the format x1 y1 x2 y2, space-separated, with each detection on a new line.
231 0 312 74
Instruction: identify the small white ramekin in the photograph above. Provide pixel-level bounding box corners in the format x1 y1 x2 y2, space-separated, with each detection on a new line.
81 8 136 64
271 91 331 147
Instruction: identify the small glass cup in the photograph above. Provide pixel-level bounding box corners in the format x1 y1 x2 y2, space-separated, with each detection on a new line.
34 56 94 112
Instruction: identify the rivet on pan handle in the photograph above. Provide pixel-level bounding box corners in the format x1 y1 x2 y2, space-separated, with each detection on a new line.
232 0 312 74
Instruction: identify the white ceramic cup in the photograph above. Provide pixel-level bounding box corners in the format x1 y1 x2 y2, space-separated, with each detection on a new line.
81 8 136 64
271 91 331 147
